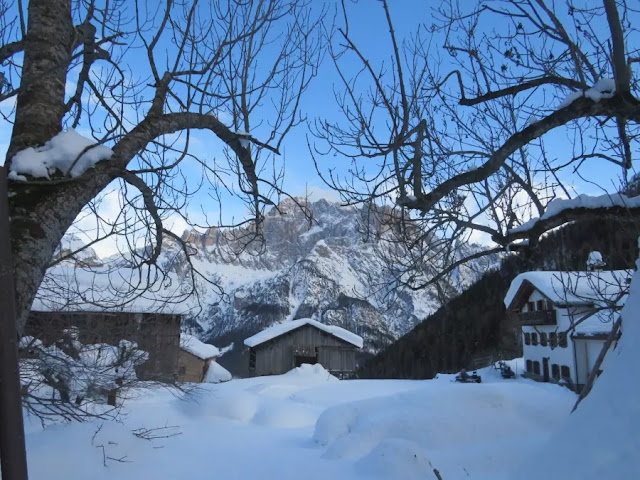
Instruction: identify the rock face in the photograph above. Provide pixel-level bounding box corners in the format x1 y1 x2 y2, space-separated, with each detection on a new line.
52 233 102 267
168 198 492 372
43 197 492 377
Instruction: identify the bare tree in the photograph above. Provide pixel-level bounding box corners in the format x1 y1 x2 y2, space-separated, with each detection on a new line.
2 0 325 333
313 0 640 290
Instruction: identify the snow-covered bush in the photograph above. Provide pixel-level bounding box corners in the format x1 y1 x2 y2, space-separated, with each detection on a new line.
19 329 148 417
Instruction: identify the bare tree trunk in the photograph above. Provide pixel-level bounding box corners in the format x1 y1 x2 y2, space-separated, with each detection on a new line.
603 0 630 95
7 0 74 159
9 171 117 334
5 0 89 334
0 166 29 480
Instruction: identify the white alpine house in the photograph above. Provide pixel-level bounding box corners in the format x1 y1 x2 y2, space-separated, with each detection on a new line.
504 267 630 392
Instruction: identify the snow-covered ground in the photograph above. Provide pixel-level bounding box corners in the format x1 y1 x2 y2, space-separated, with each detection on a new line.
24 360 580 480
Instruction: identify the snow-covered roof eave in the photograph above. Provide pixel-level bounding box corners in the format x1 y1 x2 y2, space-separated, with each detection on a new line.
504 270 631 311
244 318 363 349
504 279 595 311
180 334 221 360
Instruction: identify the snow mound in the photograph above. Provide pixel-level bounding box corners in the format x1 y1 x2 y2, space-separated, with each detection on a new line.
285 363 339 381
313 382 575 478
253 401 318 428
204 362 231 383
9 129 113 181
23 362 580 480
179 368 325 427
313 403 359 448
180 389 259 423
354 438 435 480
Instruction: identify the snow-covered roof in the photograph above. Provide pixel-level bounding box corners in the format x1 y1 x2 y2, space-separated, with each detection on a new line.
509 193 640 235
572 308 621 336
180 334 220 360
33 265 192 315
504 270 631 310
244 318 363 348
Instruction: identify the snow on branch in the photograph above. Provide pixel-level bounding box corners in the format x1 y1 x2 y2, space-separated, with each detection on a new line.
8 129 113 181
558 78 616 109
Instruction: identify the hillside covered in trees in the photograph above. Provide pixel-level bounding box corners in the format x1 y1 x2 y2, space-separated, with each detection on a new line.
359 218 639 379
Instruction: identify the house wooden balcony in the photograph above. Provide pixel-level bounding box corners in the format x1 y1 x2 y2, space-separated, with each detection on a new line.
511 309 557 326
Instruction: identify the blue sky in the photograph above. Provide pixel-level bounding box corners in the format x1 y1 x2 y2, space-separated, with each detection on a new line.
0 0 633 256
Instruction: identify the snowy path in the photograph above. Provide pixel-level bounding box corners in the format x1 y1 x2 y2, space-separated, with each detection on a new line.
24 361 576 480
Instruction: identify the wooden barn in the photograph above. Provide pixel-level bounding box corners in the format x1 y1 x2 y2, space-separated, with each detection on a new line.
177 334 231 383
244 318 363 377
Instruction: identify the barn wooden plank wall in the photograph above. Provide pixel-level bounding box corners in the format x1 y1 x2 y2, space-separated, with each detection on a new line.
177 350 208 382
250 324 358 376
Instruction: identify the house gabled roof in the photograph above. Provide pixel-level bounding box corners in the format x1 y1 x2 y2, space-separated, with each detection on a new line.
243 318 363 348
504 270 631 312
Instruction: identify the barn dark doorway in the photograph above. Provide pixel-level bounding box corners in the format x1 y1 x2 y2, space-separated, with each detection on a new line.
295 355 317 367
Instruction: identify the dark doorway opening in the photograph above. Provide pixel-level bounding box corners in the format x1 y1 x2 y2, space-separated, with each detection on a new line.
543 357 550 382
295 355 317 367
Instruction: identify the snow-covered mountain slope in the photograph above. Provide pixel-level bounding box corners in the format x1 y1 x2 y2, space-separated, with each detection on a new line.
179 198 500 355
37 198 495 356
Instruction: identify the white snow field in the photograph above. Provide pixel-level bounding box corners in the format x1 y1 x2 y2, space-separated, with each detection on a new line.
23 360 581 480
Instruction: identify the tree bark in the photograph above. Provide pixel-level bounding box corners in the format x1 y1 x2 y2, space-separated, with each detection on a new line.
603 0 630 95
5 0 75 334
9 171 118 335
6 0 74 161
0 167 29 480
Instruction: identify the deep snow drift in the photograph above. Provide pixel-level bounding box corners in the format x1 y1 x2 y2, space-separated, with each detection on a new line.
24 361 580 480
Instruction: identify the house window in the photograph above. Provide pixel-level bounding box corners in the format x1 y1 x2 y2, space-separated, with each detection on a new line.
549 332 557 348
526 360 532 372
551 364 560 380
531 332 538 346
528 301 535 312
559 332 568 348
540 332 548 346
536 300 545 310
533 361 541 375
524 332 531 345
561 365 571 380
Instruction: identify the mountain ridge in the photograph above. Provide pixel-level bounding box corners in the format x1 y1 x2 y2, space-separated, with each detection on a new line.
42 196 496 376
